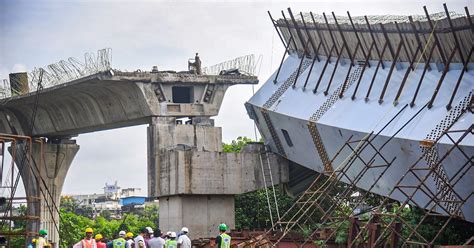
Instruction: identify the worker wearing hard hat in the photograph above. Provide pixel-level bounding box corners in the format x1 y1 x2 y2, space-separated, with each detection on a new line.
164 232 177 248
177 227 191 248
27 238 36 248
134 228 148 248
125 232 134 248
215 224 231 248
112 231 127 248
95 234 106 248
36 229 49 248
148 229 165 248
73 227 97 248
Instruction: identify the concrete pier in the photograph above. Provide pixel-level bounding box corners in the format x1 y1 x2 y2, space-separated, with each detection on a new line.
12 139 79 245
148 117 288 238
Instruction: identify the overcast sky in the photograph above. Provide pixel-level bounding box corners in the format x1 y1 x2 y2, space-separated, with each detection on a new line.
0 0 470 196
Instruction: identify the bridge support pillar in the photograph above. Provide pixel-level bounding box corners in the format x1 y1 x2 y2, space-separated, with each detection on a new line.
148 117 288 239
12 139 79 247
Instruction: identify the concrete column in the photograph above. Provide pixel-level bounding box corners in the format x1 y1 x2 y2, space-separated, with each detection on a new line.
12 139 79 247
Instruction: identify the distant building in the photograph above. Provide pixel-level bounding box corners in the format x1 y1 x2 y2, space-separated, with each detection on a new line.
65 182 151 218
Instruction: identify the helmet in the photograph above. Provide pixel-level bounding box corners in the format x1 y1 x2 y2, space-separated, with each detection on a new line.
32 239 37 244
126 232 134 238
39 229 48 235
170 232 177 238
166 231 172 237
85 227 94 233
119 231 126 237
146 227 153 234
218 223 227 231
95 234 103 240
181 227 189 233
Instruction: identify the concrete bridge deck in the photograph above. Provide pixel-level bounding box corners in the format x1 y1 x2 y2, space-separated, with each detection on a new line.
0 70 257 137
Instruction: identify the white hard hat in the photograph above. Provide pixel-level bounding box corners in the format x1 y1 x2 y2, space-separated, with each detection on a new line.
181 227 189 233
119 231 126 237
146 227 153 234
166 231 172 236
170 232 177 238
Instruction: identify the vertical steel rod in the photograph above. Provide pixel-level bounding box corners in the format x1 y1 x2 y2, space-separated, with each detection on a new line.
340 42 360 98
411 43 436 107
443 3 466 67
303 54 319 90
379 41 404 104
310 12 330 58
273 37 294 84
409 16 431 70
347 11 368 63
365 16 384 69
394 45 421 105
314 45 336 93
332 12 354 65
293 39 310 88
325 43 345 95
300 12 319 60
268 11 287 48
282 11 298 51
428 45 457 109
380 23 395 60
352 41 375 100
447 46 473 110
366 42 388 101
323 12 340 56
466 7 474 33
288 8 308 55
424 6 447 65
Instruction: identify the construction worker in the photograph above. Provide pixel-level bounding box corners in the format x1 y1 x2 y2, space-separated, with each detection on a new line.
112 231 127 248
177 227 191 248
74 227 97 248
36 229 49 248
134 228 148 248
148 229 165 248
125 232 134 248
27 238 36 248
164 232 177 248
215 224 231 248
96 234 106 248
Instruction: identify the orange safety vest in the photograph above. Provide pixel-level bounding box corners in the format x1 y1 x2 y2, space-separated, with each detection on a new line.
81 239 97 248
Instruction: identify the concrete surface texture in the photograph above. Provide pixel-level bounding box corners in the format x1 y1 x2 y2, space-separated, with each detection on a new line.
0 71 258 137
11 140 79 245
148 116 289 238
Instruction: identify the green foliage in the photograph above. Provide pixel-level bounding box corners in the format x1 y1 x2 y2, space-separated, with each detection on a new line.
222 136 254 153
235 187 294 230
58 197 159 248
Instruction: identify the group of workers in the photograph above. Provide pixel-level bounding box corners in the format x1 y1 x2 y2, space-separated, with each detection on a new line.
28 223 231 248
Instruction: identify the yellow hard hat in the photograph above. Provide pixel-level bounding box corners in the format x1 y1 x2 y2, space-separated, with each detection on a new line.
126 232 134 238
85 227 94 233
95 234 103 240
32 239 37 244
